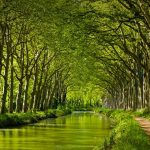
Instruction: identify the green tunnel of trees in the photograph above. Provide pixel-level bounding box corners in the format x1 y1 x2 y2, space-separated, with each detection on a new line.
0 0 150 114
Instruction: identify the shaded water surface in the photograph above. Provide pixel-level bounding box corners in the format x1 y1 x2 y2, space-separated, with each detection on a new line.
0 111 111 150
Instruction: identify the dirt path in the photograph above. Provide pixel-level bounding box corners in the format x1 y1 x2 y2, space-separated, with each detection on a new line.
135 117 150 136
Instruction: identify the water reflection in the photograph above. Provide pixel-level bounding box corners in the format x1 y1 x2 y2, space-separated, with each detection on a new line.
0 112 111 150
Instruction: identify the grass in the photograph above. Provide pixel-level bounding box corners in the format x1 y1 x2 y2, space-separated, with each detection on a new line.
0 108 71 128
99 108 150 150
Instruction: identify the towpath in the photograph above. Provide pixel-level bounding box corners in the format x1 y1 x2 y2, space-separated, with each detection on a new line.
135 117 150 136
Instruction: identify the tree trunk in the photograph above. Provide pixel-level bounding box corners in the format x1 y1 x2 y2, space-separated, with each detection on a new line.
16 81 23 112
23 76 29 112
1 25 10 114
31 64 38 111
9 47 14 113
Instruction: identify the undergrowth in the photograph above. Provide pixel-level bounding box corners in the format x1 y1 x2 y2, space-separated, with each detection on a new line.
0 108 71 128
99 109 150 150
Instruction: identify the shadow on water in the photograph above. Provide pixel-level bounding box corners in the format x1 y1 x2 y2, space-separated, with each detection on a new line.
0 111 111 150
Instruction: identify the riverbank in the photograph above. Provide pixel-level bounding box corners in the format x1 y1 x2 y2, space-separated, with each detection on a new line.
0 109 71 128
99 109 150 150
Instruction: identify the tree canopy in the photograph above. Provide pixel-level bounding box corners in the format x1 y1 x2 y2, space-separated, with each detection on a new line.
0 0 150 113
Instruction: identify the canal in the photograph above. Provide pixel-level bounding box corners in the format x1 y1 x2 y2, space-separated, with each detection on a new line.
0 111 111 150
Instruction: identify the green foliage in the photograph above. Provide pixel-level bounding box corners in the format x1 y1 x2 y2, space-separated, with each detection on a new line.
112 119 150 150
132 108 150 117
100 110 150 150
66 98 102 111
0 0 150 115
99 108 115 117
0 109 71 128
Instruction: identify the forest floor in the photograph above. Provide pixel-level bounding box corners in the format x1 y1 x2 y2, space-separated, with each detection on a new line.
135 117 150 136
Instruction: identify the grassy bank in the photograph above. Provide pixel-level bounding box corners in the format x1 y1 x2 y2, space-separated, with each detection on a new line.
132 109 150 120
99 109 150 150
0 108 71 128
72 107 94 111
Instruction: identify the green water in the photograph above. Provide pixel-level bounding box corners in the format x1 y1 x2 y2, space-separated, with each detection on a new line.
0 111 111 150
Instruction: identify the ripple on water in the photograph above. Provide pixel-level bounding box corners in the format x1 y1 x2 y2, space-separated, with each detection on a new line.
0 112 111 150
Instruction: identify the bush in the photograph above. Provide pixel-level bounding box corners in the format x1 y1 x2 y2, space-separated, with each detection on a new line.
112 118 150 150
101 111 150 150
0 109 72 128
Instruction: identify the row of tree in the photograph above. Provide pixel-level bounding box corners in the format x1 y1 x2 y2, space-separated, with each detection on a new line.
1 0 150 113
78 0 150 111
0 0 73 113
